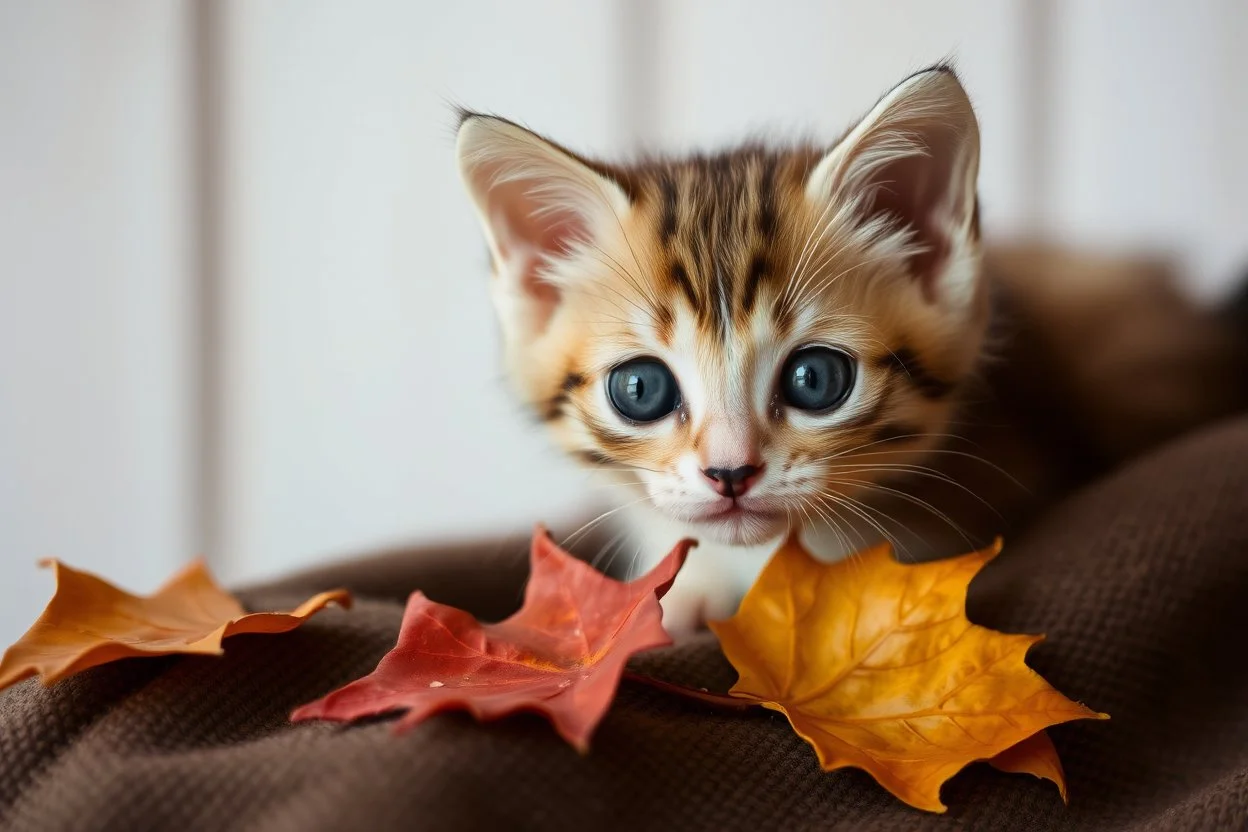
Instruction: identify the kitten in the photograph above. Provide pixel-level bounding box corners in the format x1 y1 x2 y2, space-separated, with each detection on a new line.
455 66 1247 632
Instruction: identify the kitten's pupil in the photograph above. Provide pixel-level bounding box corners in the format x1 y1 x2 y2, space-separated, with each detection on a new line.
626 374 645 400
794 364 816 389
781 347 855 412
608 358 680 423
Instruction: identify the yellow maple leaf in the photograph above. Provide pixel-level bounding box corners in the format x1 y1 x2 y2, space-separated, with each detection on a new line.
0 559 350 691
990 729 1068 802
708 535 1107 813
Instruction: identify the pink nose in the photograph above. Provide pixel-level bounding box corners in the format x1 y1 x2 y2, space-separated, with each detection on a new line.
701 464 762 498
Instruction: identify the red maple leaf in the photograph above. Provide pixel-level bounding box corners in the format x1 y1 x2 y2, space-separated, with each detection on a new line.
291 527 692 750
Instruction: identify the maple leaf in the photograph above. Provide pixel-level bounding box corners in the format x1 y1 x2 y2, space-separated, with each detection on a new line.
0 560 350 692
291 527 693 751
707 535 1107 813
988 728 1067 802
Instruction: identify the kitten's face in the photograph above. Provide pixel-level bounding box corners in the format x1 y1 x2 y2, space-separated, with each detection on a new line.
459 68 987 546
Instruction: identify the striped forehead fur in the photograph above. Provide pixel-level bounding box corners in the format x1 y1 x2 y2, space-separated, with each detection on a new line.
585 143 925 344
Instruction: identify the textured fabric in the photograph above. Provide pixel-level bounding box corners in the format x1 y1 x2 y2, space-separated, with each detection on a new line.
2 418 1248 832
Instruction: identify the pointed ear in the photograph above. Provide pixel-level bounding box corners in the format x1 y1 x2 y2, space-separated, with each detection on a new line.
456 114 631 340
806 67 981 303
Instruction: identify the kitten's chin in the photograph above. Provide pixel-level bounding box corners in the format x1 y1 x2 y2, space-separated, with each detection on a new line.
678 509 788 546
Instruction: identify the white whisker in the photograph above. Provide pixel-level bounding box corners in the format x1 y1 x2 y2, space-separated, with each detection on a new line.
825 477 974 551
560 496 652 552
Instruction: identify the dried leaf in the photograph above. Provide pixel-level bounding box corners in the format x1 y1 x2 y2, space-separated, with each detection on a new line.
708 535 1107 813
989 730 1068 802
0 559 350 691
291 527 693 751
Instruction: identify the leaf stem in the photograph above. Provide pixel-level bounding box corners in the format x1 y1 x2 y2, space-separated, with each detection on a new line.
622 671 758 711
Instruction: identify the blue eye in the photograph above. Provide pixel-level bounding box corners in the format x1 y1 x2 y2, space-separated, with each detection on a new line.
607 358 680 422
780 347 854 411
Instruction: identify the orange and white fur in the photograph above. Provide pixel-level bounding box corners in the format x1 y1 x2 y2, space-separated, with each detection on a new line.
456 67 1246 633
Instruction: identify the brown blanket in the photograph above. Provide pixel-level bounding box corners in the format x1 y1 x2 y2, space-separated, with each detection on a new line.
2 417 1247 832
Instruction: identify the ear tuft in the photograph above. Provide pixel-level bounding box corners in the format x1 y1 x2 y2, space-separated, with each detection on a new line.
806 68 981 303
456 116 631 341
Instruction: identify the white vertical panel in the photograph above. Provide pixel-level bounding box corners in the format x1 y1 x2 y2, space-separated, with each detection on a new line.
0 2 194 644
218 1 627 581
1213 0 1248 294
645 0 1032 236
1047 0 1247 298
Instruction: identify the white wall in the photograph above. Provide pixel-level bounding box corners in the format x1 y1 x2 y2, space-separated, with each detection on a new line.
2 1 1245 646
0 1 194 645
214 1 632 582
1045 0 1248 299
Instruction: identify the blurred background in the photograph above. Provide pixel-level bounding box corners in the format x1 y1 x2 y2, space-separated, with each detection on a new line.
2 0 1246 645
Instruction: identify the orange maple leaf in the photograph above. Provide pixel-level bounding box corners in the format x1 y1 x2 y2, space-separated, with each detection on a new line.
989 729 1068 802
0 559 350 691
708 535 1107 813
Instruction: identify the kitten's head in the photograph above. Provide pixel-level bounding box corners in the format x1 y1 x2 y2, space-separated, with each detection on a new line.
457 67 987 546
